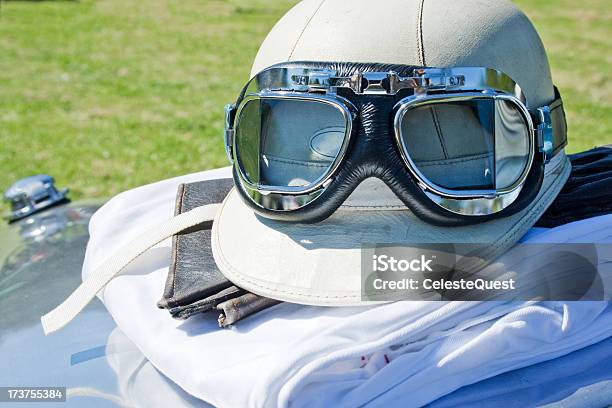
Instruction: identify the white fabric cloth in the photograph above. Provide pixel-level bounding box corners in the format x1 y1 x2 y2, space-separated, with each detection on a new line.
429 334 612 408
83 167 612 408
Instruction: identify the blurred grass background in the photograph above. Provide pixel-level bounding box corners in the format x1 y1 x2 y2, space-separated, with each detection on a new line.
0 0 610 200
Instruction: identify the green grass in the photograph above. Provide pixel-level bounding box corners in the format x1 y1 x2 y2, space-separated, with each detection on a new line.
0 0 299 199
0 0 610 200
514 0 611 152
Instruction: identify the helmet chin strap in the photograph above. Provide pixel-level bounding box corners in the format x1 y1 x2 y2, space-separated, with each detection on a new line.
41 203 221 335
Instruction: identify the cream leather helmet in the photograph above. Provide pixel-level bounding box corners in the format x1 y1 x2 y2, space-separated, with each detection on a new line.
211 0 571 306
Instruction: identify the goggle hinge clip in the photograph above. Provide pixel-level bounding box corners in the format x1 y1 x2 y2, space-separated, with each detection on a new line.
224 103 236 163
536 106 554 163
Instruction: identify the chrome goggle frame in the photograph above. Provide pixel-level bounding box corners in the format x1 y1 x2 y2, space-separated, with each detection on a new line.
393 92 535 215
231 91 355 211
224 66 556 216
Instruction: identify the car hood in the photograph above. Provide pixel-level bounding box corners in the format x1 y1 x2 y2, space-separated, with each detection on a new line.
0 201 208 407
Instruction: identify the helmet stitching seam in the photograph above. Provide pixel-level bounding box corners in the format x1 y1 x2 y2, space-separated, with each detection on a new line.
288 0 328 61
416 0 426 66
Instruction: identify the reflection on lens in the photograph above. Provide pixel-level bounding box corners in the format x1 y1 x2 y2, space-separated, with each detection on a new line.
399 98 529 191
494 99 529 189
235 97 348 188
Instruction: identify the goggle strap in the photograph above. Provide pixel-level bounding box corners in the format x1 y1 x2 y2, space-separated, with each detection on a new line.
540 86 567 162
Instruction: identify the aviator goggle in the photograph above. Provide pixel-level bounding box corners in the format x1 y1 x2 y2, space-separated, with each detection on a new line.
224 62 567 225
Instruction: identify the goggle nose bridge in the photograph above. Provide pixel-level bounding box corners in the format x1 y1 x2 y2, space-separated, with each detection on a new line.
293 69 467 96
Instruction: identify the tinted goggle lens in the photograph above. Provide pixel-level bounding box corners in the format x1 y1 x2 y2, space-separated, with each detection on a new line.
235 97 349 189
234 95 532 199
398 98 530 191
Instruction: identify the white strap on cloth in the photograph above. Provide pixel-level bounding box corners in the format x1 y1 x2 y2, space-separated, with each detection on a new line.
41 203 221 335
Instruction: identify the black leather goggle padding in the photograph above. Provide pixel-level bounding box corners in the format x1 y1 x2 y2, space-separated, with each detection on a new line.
232 61 547 226
233 97 545 226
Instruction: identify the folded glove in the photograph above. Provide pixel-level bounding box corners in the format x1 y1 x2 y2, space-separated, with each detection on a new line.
157 178 279 326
